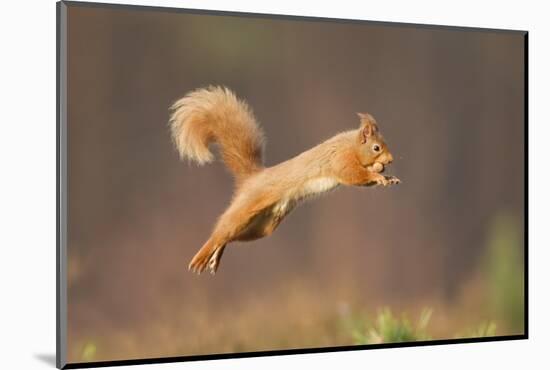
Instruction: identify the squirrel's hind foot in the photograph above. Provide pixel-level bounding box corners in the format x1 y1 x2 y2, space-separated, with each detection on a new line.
188 241 226 275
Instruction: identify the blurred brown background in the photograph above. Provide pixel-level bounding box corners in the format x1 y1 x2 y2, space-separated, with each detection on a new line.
66 4 525 363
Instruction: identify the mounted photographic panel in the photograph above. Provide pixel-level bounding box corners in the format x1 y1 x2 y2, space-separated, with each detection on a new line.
57 1 527 368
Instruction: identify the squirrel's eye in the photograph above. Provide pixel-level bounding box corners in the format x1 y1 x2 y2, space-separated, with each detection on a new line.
372 144 381 152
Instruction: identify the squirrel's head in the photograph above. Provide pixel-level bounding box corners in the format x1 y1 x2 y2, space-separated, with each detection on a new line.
355 112 394 173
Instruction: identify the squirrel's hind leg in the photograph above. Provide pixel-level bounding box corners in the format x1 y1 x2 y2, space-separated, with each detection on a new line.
189 191 279 275
188 239 226 275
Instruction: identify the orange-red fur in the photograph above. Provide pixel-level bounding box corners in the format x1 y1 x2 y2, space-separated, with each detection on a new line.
169 86 399 274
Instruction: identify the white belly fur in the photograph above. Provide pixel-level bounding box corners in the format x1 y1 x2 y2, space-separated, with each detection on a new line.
272 177 339 219
299 177 340 197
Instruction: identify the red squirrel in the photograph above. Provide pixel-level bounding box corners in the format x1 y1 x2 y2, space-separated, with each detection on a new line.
169 86 400 274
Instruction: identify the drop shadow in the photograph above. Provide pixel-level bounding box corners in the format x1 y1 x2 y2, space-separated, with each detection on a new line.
34 353 56 367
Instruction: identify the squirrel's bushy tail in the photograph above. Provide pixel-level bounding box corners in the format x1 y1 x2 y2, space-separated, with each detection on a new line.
169 86 265 180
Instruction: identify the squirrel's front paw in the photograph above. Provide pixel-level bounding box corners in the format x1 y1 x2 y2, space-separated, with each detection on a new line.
375 175 401 187
386 176 401 185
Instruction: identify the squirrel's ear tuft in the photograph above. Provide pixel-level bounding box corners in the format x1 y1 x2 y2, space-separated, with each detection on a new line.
357 112 375 124
357 112 378 143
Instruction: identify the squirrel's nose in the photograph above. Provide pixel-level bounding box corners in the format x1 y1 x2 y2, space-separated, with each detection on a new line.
387 153 394 164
